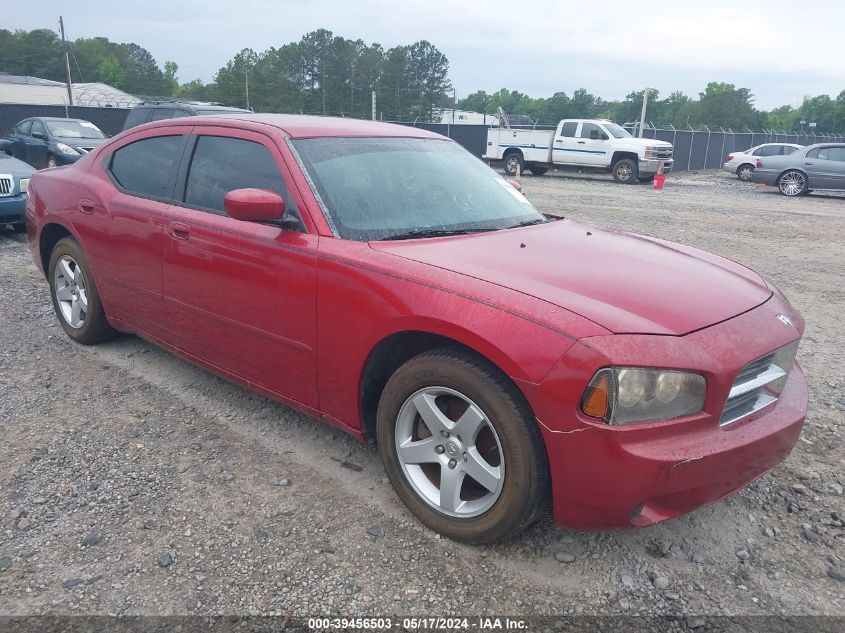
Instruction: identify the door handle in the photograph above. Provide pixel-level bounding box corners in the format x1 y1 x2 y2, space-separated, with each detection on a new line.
577 141 586 144
79 199 95 214
171 222 190 240
804 161 814 165
555 139 563 143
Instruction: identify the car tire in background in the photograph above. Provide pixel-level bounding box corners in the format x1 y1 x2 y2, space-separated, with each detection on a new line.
638 175 655 183
46 156 57 169
612 158 639 184
737 164 754 181
376 347 548 544
502 152 525 177
528 164 549 176
48 237 116 345
777 170 809 196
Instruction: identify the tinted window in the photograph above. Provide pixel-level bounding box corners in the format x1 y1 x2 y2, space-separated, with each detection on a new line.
806 148 820 158
757 145 781 156
751 146 764 156
149 108 175 121
123 108 150 130
171 110 191 119
580 123 604 139
817 146 845 162
184 136 289 215
30 120 46 138
109 135 185 199
560 122 577 137
782 145 799 155
15 120 32 136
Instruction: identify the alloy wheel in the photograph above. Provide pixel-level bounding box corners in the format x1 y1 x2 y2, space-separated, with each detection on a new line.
394 386 504 518
779 171 806 196
53 255 88 328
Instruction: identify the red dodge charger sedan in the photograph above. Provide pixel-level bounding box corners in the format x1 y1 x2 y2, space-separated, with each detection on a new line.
25 114 807 543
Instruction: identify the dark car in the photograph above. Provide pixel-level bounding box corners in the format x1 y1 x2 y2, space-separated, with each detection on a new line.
0 147 35 230
121 100 251 131
751 143 845 195
6 118 108 169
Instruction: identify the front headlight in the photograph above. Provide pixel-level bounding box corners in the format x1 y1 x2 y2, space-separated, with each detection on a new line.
56 143 79 156
19 178 30 193
580 368 706 425
644 146 660 159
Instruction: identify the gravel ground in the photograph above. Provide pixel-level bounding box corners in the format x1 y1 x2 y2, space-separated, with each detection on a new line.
0 169 843 625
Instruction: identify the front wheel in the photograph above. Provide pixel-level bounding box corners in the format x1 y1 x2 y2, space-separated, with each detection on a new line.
48 237 116 344
46 155 57 169
778 170 808 196
376 348 548 544
612 158 639 184
503 153 524 177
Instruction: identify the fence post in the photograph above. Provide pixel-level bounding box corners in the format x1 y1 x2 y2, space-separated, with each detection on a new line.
687 127 695 172
703 126 711 170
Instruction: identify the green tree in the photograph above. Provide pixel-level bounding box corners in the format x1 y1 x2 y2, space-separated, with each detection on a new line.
697 82 758 129
96 56 124 88
163 60 179 96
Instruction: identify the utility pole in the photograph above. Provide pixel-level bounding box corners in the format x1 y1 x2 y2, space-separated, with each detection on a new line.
452 88 457 124
637 87 649 138
59 16 73 106
245 70 250 111
371 90 377 121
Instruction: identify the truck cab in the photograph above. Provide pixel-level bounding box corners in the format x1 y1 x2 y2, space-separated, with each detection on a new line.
485 119 674 184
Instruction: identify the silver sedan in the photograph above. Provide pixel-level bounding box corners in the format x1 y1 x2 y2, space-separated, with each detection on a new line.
751 143 845 196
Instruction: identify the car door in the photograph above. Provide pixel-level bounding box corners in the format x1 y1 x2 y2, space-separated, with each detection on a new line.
803 146 845 189
8 120 32 162
162 127 318 408
572 122 610 166
86 127 192 338
27 119 50 168
551 121 580 164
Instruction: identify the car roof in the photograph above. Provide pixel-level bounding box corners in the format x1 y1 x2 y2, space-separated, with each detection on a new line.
143 113 445 140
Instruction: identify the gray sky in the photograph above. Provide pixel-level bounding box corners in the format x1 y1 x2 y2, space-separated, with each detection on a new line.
10 0 844 109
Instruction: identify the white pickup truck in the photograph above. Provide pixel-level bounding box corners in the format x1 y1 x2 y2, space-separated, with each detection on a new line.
484 119 674 184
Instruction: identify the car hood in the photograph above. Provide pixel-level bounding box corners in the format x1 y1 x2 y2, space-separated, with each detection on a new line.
0 153 35 177
371 219 772 336
615 138 672 149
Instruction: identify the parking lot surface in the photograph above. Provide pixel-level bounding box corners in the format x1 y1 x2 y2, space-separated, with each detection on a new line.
0 170 843 621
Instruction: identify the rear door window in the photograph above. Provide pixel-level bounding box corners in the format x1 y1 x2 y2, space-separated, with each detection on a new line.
149 108 176 122
183 135 291 215
123 108 151 130
15 120 32 136
108 135 186 200
559 122 578 137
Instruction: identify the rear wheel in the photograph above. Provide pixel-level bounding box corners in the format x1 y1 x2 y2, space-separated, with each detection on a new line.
529 164 549 176
736 164 754 181
777 170 808 196
612 158 639 184
503 153 524 177
48 237 116 344
376 348 548 543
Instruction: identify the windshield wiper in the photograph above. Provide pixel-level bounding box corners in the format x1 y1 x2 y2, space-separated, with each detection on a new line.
380 227 500 241
508 217 548 229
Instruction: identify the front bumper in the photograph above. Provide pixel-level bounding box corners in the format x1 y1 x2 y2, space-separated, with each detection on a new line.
526 292 807 529
638 158 673 175
0 193 26 224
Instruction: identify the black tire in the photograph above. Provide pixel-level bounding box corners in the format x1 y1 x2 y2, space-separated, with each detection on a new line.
48 237 116 345
777 170 808 197
376 347 548 544
736 164 754 181
638 175 655 183
46 155 57 169
529 164 549 176
612 158 639 184
502 152 525 177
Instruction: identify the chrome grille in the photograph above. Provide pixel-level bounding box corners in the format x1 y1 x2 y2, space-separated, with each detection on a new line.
720 343 798 427
0 175 13 197
655 147 673 159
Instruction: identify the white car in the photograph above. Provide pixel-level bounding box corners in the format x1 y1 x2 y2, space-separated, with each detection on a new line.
723 143 803 181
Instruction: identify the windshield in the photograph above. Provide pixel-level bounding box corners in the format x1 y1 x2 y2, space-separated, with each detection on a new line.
604 122 632 139
292 137 545 241
45 120 105 139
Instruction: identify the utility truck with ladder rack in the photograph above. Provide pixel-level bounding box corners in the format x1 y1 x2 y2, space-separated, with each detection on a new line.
484 119 674 184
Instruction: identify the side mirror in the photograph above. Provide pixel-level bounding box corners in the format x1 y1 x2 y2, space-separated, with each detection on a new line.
224 188 285 222
32 131 46 140
589 130 599 140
